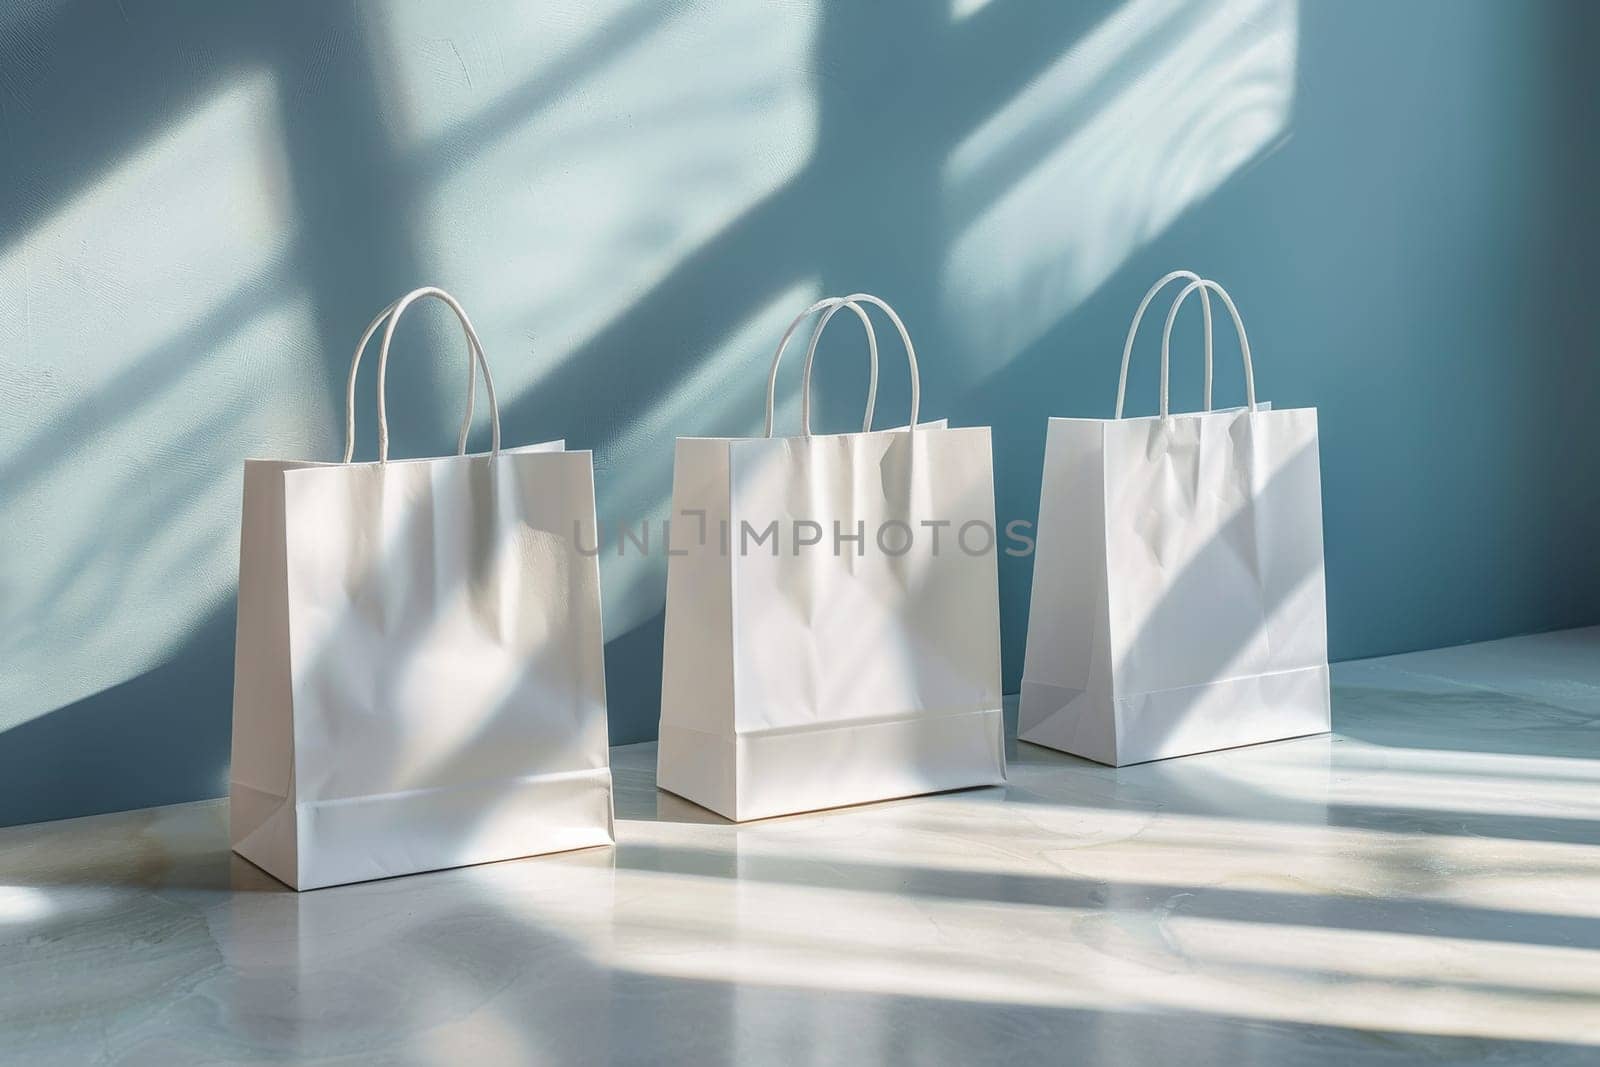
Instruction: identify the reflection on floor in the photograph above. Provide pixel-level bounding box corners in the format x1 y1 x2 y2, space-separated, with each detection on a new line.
2 628 1597 1065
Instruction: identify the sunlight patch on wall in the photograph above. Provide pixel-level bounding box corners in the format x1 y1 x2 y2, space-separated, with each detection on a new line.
0 73 325 732
366 0 656 147
939 0 1296 379
365 1 820 404
950 0 998 21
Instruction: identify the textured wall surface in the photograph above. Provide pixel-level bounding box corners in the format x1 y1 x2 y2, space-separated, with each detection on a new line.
3 0 1598 825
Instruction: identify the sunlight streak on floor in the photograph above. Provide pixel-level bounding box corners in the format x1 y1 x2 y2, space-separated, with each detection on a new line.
4 632 1599 1060
0 886 54 926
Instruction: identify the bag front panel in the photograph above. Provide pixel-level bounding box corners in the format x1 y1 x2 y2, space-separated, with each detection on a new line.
1101 407 1325 700
281 448 609 804
1103 409 1269 699
726 426 1002 735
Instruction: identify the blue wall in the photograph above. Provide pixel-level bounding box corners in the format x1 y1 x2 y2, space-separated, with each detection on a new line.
3 0 1597 826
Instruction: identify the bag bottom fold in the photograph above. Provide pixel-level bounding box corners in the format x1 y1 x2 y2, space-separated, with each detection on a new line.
657 707 1007 822
1019 664 1331 766
230 765 614 891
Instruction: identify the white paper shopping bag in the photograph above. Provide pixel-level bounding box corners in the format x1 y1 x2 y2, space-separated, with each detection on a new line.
1019 273 1330 766
229 287 613 890
657 294 1006 821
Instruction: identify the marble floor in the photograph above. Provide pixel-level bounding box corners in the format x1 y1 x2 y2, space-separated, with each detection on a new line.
2 629 1598 1065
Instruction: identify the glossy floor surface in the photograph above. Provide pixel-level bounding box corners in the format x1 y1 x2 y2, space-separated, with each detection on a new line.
3 629 1599 1065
